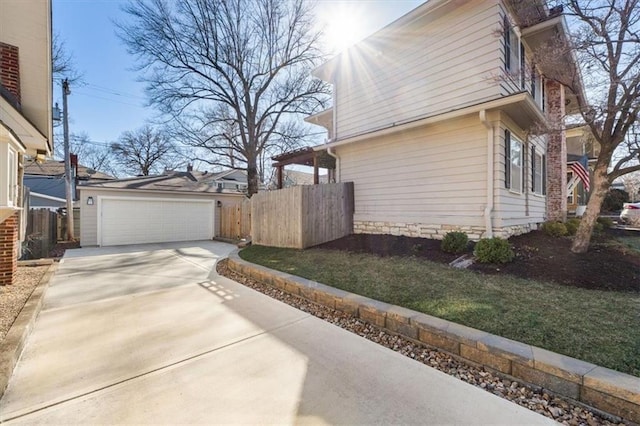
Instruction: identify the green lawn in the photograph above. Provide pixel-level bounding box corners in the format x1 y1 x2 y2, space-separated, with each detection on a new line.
618 235 640 253
240 245 640 377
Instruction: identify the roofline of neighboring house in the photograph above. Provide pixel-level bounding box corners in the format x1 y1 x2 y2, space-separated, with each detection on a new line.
29 191 66 203
77 186 246 197
315 92 544 150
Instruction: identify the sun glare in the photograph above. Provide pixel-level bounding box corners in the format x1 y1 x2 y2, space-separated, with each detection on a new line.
319 3 366 53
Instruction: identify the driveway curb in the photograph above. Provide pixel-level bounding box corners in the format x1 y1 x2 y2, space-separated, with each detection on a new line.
0 262 57 399
227 250 640 424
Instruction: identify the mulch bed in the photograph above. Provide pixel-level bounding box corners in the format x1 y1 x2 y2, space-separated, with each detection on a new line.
315 229 640 292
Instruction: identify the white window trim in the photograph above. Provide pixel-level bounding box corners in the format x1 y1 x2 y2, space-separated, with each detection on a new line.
533 150 544 196
7 147 17 207
509 134 523 194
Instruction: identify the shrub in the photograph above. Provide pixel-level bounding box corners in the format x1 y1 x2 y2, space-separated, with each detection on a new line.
565 218 581 236
597 216 614 229
474 237 514 264
441 231 469 254
602 189 629 212
541 221 568 237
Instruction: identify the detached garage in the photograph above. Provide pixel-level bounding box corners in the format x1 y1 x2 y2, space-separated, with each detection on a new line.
79 170 247 247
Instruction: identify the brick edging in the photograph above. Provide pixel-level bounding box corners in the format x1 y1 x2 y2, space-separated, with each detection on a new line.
0 262 57 399
227 250 640 424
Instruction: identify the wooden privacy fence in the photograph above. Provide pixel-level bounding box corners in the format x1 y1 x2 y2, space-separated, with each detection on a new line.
219 199 251 240
251 182 354 249
25 209 58 259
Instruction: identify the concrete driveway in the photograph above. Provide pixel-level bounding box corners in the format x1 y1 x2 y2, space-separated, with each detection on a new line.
0 241 554 424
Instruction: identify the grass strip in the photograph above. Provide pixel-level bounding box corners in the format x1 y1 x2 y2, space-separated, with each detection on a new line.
240 245 640 377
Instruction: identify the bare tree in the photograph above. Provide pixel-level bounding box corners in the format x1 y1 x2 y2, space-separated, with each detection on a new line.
531 0 640 252
52 32 81 83
53 132 118 175
117 0 330 195
111 124 184 176
620 172 640 202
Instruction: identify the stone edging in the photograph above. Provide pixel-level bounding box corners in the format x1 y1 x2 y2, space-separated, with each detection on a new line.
227 250 640 424
0 262 57 399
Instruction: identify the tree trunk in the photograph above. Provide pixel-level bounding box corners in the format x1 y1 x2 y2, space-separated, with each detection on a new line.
246 160 259 197
570 161 610 253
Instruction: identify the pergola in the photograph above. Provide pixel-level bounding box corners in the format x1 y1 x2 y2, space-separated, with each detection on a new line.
272 147 336 189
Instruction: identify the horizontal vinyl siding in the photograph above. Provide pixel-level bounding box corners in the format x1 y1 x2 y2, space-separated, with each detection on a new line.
338 115 487 226
493 119 548 227
336 0 502 139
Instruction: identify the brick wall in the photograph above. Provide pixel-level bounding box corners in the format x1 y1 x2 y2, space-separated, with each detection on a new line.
0 213 19 286
0 42 21 105
545 80 567 221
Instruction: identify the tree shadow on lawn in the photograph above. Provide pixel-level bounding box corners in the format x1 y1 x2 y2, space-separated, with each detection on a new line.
316 229 640 293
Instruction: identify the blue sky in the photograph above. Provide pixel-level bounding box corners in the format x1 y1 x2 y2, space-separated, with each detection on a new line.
52 0 424 148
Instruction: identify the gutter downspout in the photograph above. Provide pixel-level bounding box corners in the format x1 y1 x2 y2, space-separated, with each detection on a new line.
480 110 494 238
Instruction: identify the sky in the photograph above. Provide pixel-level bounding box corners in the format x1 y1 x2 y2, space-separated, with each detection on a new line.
52 0 425 154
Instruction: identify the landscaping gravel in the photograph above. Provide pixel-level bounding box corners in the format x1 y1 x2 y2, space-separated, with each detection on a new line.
0 265 49 341
217 260 629 426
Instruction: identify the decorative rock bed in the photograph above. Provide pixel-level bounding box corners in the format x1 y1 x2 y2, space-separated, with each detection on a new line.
220 252 639 426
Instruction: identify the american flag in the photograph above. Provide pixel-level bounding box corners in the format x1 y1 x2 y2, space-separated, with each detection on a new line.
570 155 590 192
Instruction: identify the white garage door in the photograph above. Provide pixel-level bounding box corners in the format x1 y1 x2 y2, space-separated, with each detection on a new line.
99 198 214 246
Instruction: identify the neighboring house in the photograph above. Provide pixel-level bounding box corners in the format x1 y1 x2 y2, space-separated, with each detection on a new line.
565 126 599 214
79 168 247 247
23 157 114 209
0 0 53 284
305 0 585 239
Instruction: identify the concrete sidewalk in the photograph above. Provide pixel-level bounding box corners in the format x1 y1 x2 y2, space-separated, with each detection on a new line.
0 241 555 424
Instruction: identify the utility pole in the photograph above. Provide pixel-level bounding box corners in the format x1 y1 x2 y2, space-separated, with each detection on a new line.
62 78 74 241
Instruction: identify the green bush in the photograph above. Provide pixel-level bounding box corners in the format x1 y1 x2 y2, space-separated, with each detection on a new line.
597 216 614 229
474 237 514 264
441 231 469 254
602 189 629 212
565 218 581 236
541 221 568 237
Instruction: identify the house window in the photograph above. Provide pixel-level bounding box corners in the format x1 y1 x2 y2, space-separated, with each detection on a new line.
567 171 574 204
217 182 223 190
504 16 512 71
520 43 526 89
505 130 523 193
531 148 544 195
542 154 547 195
8 148 17 206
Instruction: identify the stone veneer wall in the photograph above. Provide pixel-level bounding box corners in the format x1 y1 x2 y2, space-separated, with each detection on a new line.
354 220 539 240
0 213 19 285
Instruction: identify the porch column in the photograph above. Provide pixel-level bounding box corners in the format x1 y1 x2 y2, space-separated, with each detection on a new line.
313 153 319 185
277 165 283 189
545 80 567 222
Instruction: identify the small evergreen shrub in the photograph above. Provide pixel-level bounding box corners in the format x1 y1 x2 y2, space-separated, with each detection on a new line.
565 218 581 236
441 231 469 254
597 216 614 229
474 237 514 264
541 221 568 237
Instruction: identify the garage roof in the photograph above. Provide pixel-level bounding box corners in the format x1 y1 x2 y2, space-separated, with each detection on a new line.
80 170 247 195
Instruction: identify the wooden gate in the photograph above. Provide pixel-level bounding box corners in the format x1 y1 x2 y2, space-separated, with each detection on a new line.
219 199 251 240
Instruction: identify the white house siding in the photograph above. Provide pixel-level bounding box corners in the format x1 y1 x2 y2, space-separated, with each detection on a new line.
338 115 489 239
79 188 243 246
334 0 503 140
492 112 547 236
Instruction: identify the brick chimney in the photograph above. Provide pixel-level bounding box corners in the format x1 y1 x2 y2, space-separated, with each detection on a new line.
545 80 567 221
0 42 20 106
